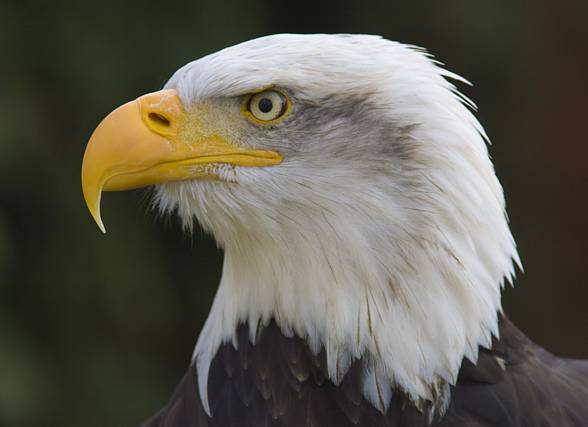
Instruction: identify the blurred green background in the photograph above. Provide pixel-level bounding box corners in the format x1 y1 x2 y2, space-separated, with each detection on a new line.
1 0 587 426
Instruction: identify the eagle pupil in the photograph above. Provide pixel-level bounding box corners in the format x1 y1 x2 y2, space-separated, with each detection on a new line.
258 98 273 113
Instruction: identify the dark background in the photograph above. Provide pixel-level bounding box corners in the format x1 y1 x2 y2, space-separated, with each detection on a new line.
1 1 587 426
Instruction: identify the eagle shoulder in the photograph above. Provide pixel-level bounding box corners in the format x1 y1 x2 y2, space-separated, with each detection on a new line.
143 317 588 427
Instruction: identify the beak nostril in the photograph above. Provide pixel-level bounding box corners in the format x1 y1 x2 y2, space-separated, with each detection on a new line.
148 112 171 127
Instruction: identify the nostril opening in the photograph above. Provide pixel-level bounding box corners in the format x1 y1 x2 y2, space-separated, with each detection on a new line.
148 112 171 127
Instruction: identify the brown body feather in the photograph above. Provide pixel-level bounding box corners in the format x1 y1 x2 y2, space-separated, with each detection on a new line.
142 317 588 427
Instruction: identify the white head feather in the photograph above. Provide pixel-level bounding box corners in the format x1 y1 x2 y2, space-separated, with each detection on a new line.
154 34 520 415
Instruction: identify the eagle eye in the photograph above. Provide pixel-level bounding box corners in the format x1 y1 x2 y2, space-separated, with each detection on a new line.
244 89 290 123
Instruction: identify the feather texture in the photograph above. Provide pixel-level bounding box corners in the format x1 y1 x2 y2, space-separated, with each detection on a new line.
142 317 588 427
154 34 522 411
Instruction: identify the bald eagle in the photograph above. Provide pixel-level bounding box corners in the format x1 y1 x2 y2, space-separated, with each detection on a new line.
81 34 588 426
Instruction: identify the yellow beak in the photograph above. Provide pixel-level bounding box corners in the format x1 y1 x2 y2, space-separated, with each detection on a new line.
81 89 282 233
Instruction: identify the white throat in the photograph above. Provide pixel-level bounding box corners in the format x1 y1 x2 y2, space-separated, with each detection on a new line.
174 150 519 415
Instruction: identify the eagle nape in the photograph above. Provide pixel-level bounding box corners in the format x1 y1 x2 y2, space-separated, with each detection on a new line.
81 34 588 427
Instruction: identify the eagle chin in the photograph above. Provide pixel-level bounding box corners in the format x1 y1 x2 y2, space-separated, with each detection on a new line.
81 34 588 426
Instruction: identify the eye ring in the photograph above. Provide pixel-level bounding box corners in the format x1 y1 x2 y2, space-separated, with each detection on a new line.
243 89 291 124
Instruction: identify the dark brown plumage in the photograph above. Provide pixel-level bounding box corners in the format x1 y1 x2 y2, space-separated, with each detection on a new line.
142 316 588 427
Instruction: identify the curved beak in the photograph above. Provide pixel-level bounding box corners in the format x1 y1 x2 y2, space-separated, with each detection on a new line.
81 89 282 233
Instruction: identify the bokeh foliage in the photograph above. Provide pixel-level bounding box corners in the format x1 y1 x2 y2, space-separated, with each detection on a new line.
0 0 586 426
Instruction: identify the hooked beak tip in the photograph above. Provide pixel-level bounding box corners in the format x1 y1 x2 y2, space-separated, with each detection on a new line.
82 176 107 234
96 217 107 234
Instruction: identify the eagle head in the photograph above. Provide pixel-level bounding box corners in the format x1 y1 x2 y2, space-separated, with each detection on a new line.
82 34 520 415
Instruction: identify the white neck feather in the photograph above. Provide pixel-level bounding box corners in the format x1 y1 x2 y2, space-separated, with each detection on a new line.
153 35 521 416
171 137 518 415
